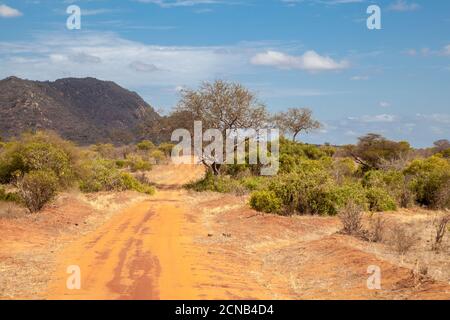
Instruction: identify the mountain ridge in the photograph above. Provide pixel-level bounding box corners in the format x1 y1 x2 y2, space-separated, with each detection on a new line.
0 76 160 145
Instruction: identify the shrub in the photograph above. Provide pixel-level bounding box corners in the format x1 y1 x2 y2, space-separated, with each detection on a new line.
78 159 124 192
0 131 78 187
79 159 155 194
239 176 269 191
16 170 58 213
331 158 357 183
365 187 397 212
363 170 412 208
367 214 386 243
339 201 364 236
0 185 20 203
185 172 241 193
158 143 175 157
91 143 117 159
329 183 368 212
268 170 367 216
249 190 282 214
404 156 450 209
120 172 155 195
115 159 127 168
269 170 336 215
150 149 166 164
432 214 450 252
125 154 152 172
389 224 418 255
137 140 155 151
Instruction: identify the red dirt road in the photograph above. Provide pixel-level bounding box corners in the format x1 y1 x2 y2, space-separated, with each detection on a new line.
39 164 450 299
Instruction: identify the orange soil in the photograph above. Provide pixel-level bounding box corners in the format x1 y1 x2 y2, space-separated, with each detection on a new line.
2 162 450 300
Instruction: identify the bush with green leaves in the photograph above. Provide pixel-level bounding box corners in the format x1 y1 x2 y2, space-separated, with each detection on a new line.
268 170 334 215
249 190 282 214
158 143 175 157
150 149 166 164
363 169 412 208
0 132 78 187
79 159 154 194
137 140 155 151
0 185 20 202
365 187 397 212
329 183 368 212
331 157 358 182
404 156 450 209
16 170 58 213
120 172 155 195
125 154 153 172
239 176 269 191
185 171 242 193
78 159 124 192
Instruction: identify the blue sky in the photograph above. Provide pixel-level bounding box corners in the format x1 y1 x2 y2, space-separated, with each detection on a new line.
0 0 449 147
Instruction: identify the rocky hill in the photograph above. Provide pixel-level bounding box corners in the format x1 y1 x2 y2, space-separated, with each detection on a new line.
0 76 160 145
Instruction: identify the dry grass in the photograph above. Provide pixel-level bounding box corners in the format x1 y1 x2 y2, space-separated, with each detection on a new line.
388 223 419 256
432 213 450 252
339 202 364 236
0 201 27 220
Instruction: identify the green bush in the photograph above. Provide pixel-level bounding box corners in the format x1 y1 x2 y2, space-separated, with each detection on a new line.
404 156 450 209
186 172 243 193
365 187 397 212
332 158 358 182
120 172 155 195
16 170 58 213
0 185 20 202
249 190 282 214
115 159 127 168
78 159 124 192
158 143 175 157
268 170 337 215
79 159 155 194
239 176 269 191
0 132 78 187
329 183 368 212
137 140 155 151
125 154 153 172
362 169 412 207
150 149 166 164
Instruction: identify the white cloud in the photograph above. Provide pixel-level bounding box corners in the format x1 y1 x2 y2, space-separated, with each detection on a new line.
281 0 363 6
388 0 420 12
0 4 22 18
250 50 349 72
351 75 369 81
379 101 391 108
443 44 450 56
359 114 396 123
137 0 223 8
0 32 249 89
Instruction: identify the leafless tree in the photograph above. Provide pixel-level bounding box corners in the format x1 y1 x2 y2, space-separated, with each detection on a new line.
170 80 269 175
273 107 321 142
432 213 450 251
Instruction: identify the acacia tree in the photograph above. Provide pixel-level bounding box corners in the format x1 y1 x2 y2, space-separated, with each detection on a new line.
434 139 450 152
169 80 268 175
274 108 321 142
345 133 411 170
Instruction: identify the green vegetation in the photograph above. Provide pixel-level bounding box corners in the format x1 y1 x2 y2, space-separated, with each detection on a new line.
249 190 282 214
16 170 58 213
188 135 450 216
0 132 162 213
405 156 450 209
